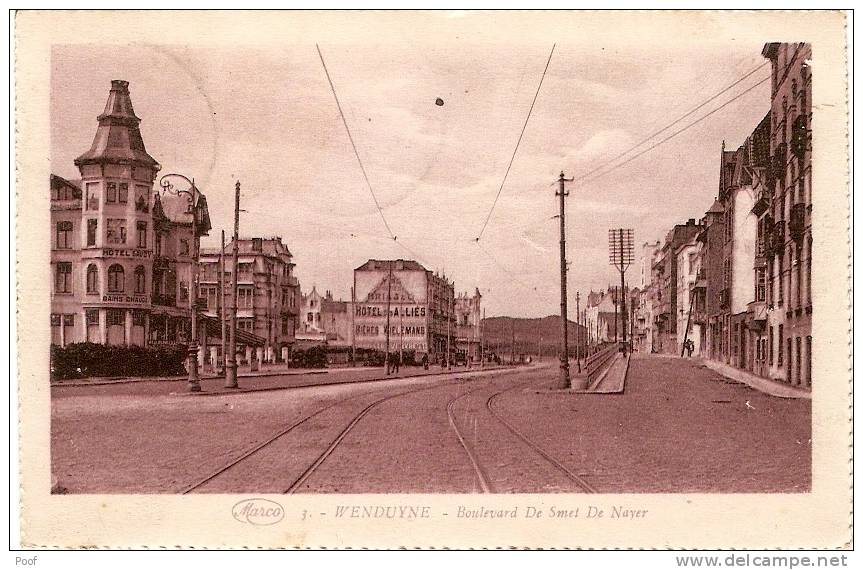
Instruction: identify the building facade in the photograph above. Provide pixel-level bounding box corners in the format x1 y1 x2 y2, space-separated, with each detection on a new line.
651 219 702 354
50 80 209 350
758 42 812 387
455 288 482 362
198 237 300 363
352 259 455 360
675 236 703 356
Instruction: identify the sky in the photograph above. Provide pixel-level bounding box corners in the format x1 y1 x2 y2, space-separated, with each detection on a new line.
51 27 772 318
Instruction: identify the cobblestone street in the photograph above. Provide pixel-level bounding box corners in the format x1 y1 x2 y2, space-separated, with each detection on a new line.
51 355 810 494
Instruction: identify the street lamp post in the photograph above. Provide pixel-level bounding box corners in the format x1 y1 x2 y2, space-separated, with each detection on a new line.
160 173 204 393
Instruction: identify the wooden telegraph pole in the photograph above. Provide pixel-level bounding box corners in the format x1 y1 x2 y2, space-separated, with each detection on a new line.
557 171 573 388
384 260 393 375
224 181 241 389
219 229 226 375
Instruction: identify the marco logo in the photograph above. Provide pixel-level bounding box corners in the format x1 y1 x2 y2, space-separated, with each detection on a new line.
231 498 285 526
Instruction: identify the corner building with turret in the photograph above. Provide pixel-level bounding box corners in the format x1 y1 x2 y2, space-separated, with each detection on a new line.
50 80 209 347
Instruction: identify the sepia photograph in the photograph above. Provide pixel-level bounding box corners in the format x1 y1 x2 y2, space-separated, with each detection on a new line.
15 9 851 550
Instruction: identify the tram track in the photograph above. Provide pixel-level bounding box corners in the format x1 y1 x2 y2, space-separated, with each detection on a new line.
182 366 535 494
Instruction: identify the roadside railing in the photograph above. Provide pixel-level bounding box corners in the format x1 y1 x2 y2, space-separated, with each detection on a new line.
576 344 619 388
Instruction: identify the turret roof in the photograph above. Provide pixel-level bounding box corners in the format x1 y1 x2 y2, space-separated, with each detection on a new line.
74 80 160 170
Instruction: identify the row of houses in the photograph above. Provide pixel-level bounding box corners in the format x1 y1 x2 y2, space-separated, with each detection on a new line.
632 42 812 388
50 80 481 367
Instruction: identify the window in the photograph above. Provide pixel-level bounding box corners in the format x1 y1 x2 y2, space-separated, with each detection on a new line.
106 219 127 244
135 185 150 212
132 310 146 326
282 316 289 335
86 219 98 247
806 335 812 385
777 252 784 306
769 325 774 366
106 182 117 203
85 182 99 211
238 287 254 309
86 309 99 325
86 264 99 294
108 264 124 292
55 221 73 249
118 183 128 203
154 232 162 257
55 262 72 293
136 221 147 248
180 239 190 256
778 324 784 366
307 312 313 323
107 309 125 326
755 267 766 302
252 238 263 252
52 182 77 201
134 266 146 294
180 281 189 301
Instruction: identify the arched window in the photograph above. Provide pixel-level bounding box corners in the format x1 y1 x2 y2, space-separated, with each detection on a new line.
108 264 124 293
134 266 146 294
86 264 99 294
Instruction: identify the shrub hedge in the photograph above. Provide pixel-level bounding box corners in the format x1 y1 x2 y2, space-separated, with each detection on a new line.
50 342 188 380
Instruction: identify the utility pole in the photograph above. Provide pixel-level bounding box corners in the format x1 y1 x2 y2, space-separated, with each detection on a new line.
481 308 486 367
224 181 241 389
539 330 543 361
510 318 515 365
575 291 582 373
619 229 628 354
219 229 226 375
384 260 393 375
608 228 634 354
350 285 356 365
613 287 619 343
557 171 573 388
446 283 452 371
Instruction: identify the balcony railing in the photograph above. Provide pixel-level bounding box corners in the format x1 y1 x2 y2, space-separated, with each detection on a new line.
789 203 806 242
751 187 771 216
772 220 786 252
791 115 809 159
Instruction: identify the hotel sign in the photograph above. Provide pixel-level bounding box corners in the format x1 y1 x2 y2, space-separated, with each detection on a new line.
101 248 153 259
355 305 426 318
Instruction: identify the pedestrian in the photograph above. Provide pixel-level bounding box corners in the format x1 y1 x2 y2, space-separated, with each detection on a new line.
421 353 429 370
393 352 401 373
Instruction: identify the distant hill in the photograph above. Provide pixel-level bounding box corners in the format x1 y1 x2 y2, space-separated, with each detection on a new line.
481 315 587 357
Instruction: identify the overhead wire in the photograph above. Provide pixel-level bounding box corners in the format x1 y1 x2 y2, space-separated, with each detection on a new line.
475 43 556 242
570 61 770 184
578 75 770 185
316 44 398 242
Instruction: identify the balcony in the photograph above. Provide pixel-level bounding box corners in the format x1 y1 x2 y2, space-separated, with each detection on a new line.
748 300 767 322
693 269 707 290
789 203 807 242
772 220 786 253
751 187 771 216
791 115 809 159
771 142 788 179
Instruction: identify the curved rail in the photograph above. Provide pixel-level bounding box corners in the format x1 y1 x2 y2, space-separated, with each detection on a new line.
183 379 457 494
486 386 597 493
446 386 495 493
283 380 462 494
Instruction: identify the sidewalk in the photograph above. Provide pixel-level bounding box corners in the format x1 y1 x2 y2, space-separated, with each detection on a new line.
590 353 630 393
52 366 328 387
698 358 811 399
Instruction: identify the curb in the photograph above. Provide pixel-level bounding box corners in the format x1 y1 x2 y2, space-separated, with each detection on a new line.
172 365 529 397
52 369 329 388
699 358 811 400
